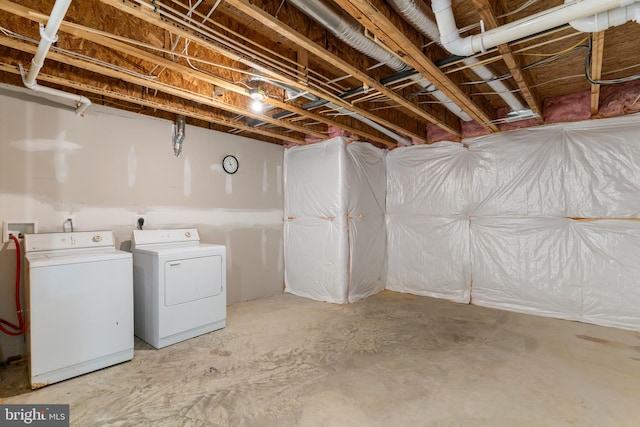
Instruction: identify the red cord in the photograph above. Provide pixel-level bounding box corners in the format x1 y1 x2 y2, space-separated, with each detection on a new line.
0 235 25 336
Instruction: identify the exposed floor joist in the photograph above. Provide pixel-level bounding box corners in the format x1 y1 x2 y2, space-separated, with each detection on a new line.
332 0 499 132
471 0 543 121
96 0 428 144
225 0 460 137
590 31 605 117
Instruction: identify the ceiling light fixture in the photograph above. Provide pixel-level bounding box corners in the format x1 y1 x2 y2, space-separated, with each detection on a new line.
251 99 264 113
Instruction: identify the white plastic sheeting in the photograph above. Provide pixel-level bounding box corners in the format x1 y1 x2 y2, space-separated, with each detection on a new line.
386 215 470 302
386 143 471 302
468 114 640 330
468 115 640 218
470 217 582 320
284 115 640 331
471 217 640 330
284 138 386 303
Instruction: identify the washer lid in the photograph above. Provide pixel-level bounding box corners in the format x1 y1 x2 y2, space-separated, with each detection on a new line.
26 248 132 267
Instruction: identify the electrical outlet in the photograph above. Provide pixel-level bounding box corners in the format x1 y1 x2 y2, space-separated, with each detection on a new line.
136 215 147 230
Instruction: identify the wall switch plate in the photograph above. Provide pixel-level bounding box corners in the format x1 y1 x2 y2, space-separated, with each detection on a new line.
3 221 38 243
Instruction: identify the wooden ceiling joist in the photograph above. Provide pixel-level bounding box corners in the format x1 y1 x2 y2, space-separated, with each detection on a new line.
96 0 427 144
590 31 605 117
225 0 460 137
471 0 543 120
0 62 306 144
332 0 499 132
0 1 394 147
0 34 325 140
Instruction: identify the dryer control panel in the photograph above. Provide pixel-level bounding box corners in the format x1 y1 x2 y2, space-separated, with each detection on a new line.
132 228 200 247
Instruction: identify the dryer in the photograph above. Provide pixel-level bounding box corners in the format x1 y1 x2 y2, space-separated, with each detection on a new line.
131 228 226 349
24 231 134 388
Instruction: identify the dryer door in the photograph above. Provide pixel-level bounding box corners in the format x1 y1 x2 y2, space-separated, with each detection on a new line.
164 254 223 306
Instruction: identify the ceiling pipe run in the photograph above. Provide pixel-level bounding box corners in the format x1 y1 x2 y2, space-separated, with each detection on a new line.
432 0 639 57
19 0 91 115
569 1 640 32
288 0 473 122
388 0 526 113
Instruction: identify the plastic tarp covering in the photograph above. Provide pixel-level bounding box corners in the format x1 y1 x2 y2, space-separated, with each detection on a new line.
346 143 386 302
385 142 471 302
471 217 640 330
387 216 470 303
468 115 640 218
468 115 640 330
283 138 386 304
576 220 640 330
284 216 349 304
387 143 469 216
470 217 582 320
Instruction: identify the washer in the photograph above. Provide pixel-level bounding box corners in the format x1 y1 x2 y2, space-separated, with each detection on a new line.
131 228 226 349
24 231 134 389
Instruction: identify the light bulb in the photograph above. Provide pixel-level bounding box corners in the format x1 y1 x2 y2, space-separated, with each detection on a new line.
251 99 264 112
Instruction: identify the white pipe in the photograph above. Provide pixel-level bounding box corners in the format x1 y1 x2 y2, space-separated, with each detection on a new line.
569 3 640 32
389 0 525 112
432 0 638 57
21 0 91 115
290 0 472 122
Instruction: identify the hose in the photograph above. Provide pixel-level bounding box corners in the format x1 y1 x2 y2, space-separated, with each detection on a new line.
0 235 25 336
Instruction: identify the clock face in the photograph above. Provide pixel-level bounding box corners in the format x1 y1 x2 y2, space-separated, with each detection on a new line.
222 155 239 174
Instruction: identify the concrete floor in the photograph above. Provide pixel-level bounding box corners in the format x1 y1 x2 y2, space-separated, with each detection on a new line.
2 291 640 426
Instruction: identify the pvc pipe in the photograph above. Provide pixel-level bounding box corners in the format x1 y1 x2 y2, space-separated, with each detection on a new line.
20 0 91 115
432 0 638 57
389 0 524 112
569 3 640 32
24 0 72 87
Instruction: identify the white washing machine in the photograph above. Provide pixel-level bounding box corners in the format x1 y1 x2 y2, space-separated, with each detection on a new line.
23 231 134 389
131 228 226 349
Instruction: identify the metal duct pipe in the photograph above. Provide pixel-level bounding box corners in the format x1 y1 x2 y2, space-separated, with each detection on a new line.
389 0 525 112
289 0 472 121
287 0 407 72
20 0 91 115
173 115 185 157
569 2 640 32
432 0 638 57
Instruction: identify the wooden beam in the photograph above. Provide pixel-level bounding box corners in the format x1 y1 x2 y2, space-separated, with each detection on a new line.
0 34 326 140
471 0 543 121
590 31 605 117
95 0 427 143
332 0 498 132
225 0 459 136
0 62 305 144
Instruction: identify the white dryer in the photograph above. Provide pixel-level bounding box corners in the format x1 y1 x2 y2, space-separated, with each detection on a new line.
131 228 226 349
24 231 134 389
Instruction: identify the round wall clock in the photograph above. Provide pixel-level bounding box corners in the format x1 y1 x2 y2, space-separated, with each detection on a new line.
222 154 239 174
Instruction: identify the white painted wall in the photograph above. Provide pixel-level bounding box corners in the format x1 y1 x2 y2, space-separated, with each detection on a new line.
0 87 285 359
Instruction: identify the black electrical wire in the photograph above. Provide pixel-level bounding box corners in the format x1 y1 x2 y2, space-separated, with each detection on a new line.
585 34 640 85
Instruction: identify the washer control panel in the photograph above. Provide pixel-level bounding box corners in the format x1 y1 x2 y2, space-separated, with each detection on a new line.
23 231 115 252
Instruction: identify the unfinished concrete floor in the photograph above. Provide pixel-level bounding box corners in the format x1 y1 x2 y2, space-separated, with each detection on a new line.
2 291 640 426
